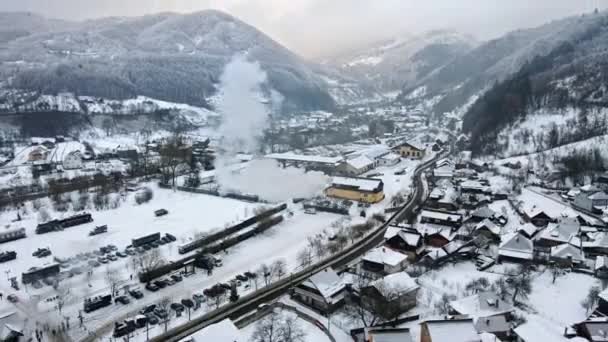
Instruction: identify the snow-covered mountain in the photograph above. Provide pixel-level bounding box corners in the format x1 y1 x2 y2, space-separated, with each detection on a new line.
0 10 342 114
399 12 608 120
458 11 608 156
326 30 477 93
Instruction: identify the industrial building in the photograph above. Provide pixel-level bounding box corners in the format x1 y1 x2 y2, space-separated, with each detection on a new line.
325 177 385 203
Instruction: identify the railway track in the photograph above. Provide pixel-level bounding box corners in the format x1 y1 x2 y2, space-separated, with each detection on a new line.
147 150 445 342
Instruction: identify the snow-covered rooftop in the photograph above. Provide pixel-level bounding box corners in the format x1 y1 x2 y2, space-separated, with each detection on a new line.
499 233 533 260
265 152 343 165
423 319 481 342
303 268 346 304
372 272 419 294
181 319 243 342
362 247 408 267
346 155 375 170
450 292 513 318
330 176 383 192
420 210 462 222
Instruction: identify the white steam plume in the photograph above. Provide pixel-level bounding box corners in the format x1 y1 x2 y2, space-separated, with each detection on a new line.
214 54 328 202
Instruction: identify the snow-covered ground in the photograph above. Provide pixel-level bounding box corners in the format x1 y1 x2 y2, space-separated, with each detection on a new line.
0 183 346 341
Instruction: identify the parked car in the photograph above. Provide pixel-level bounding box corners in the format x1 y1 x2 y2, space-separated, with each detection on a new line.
153 279 167 289
145 314 159 325
154 308 169 319
165 233 176 242
107 254 118 262
7 294 18 303
32 248 51 258
115 296 130 305
181 299 195 309
170 274 183 283
192 293 206 304
145 283 160 292
129 289 144 299
140 304 156 315
154 209 169 217
98 257 109 264
170 303 185 313
116 251 127 258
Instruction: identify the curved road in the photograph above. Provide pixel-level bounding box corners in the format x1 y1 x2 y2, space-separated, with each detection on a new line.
144 149 446 342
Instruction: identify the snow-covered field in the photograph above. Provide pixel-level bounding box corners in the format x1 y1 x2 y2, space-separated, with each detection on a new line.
0 183 346 341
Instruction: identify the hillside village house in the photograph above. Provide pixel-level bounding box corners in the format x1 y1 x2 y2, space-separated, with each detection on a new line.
325 177 385 204
420 209 463 227
292 268 348 314
393 142 425 159
62 150 83 170
420 318 481 342
360 272 419 320
361 247 408 275
27 146 49 162
450 292 515 340
573 191 608 214
384 225 424 260
498 233 534 263
364 328 414 342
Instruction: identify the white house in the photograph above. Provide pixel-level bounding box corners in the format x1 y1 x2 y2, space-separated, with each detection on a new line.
63 151 83 170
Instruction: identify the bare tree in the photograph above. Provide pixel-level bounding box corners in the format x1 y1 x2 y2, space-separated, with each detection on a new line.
435 293 457 314
582 286 601 314
259 264 273 286
158 296 174 332
548 263 565 284
296 248 313 268
508 267 532 303
54 282 71 315
272 259 287 280
105 266 122 299
102 118 113 137
132 249 165 282
252 310 306 342
159 135 190 187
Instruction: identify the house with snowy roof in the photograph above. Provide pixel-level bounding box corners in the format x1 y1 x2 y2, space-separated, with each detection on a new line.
338 155 376 176
420 318 482 342
516 317 587 342
574 191 608 214
292 267 349 314
326 177 385 204
392 141 425 159
420 209 463 228
467 206 497 223
517 223 541 239
384 226 424 260
595 256 608 278
575 318 608 342
63 150 83 170
521 205 555 227
182 318 243 342
364 327 414 342
360 272 419 320
598 173 608 191
550 243 585 266
450 292 514 319
361 247 408 275
419 224 455 248
474 316 512 340
474 219 501 241
498 233 534 263
536 218 581 248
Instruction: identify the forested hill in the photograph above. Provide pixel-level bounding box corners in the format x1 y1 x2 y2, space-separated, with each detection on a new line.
462 12 608 156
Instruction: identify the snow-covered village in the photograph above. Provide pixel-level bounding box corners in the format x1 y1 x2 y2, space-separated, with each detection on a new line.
2 2 608 342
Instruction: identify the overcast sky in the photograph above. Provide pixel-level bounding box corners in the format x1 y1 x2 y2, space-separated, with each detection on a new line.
0 0 602 57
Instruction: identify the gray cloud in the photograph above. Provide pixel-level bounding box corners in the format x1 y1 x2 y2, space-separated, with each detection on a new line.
0 0 601 57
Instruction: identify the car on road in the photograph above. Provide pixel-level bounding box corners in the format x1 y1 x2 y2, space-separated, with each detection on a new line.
115 295 131 305
154 209 169 217
32 248 51 258
129 289 144 299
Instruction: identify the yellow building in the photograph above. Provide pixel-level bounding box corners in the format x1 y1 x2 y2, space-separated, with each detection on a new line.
325 177 385 203
393 142 425 159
